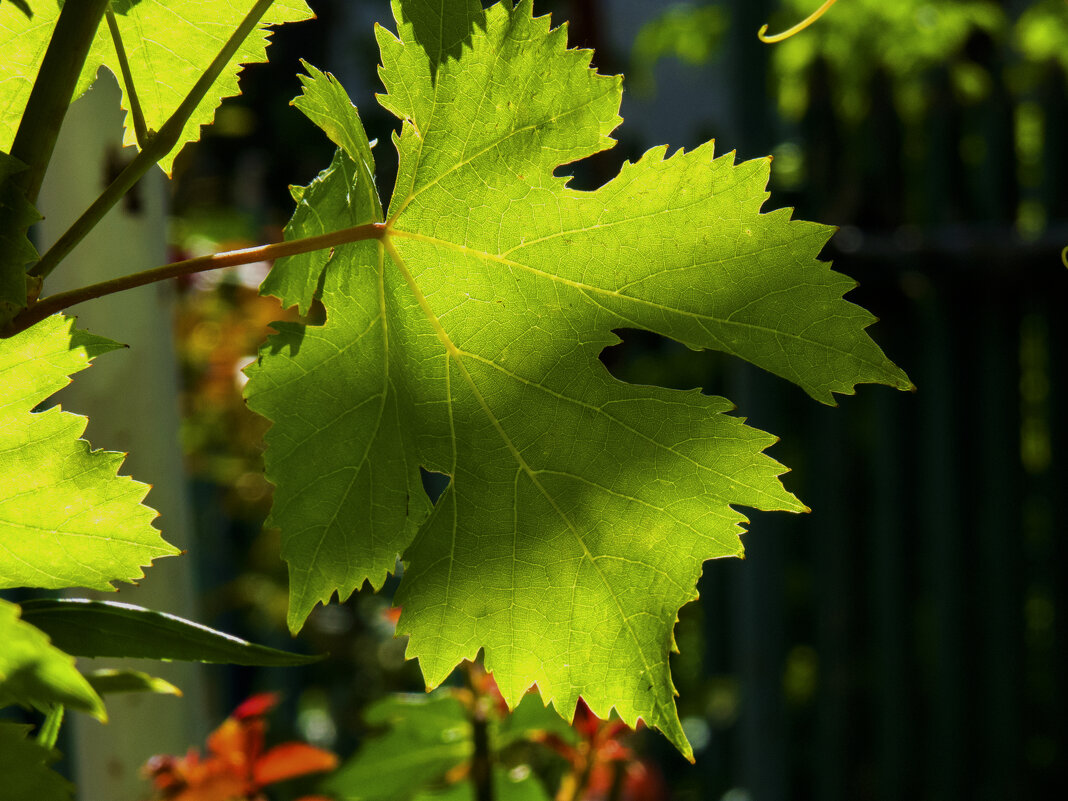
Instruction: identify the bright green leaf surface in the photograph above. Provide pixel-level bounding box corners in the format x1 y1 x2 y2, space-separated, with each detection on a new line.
0 723 74 801
20 598 321 665
0 315 177 591
0 0 314 174
326 691 471 801
248 0 910 757
0 598 105 720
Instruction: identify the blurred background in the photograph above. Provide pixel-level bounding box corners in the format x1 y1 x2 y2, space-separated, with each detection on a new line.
55 0 1067 799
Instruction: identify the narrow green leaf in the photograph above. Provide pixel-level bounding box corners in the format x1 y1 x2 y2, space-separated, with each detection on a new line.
0 723 74 801
83 668 182 697
0 598 105 720
0 315 177 591
19 599 321 666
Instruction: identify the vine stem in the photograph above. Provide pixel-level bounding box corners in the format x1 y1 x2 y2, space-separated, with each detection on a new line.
8 0 110 205
37 705 65 750
29 0 279 282
4 223 386 337
105 7 150 148
463 663 495 801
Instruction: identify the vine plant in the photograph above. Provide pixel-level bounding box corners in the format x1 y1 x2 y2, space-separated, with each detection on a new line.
0 0 910 797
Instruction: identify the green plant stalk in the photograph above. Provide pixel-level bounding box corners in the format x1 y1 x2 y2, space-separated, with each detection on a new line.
36 705 65 750
29 0 279 282
463 664 495 801
8 0 110 204
105 7 149 148
5 222 386 336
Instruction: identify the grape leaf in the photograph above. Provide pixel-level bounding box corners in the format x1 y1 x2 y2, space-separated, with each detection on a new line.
0 314 177 591
0 598 105 720
0 723 74 801
0 0 314 174
247 0 911 757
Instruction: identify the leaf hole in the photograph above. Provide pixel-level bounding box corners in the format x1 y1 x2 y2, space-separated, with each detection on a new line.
420 468 451 505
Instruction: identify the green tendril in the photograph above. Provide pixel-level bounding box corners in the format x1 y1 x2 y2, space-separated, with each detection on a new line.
758 0 839 43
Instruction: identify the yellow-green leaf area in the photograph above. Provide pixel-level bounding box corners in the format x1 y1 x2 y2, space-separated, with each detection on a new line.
0 0 314 174
0 598 105 720
0 315 177 591
249 0 910 759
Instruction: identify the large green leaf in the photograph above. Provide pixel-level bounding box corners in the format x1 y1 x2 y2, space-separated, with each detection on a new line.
0 0 314 174
0 598 105 719
0 723 74 801
20 599 320 665
0 315 176 591
247 0 911 757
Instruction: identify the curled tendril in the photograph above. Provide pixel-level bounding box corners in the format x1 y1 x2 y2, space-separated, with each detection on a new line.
758 0 839 43
1062 246 1067 269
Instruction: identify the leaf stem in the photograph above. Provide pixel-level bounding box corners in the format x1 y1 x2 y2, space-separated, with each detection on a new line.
36 704 65 750
29 0 279 282
463 663 495 801
758 0 838 43
105 7 150 149
4 222 386 336
8 0 110 204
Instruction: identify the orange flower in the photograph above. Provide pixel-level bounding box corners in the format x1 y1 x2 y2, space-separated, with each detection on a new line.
144 693 337 801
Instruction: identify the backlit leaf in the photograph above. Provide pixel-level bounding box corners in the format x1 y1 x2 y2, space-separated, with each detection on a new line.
247 0 910 757
0 0 314 174
0 315 176 592
0 598 105 720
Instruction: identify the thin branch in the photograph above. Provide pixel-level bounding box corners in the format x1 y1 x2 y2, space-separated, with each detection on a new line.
8 0 110 204
758 0 838 44
5 223 385 337
36 705 65 750
29 0 279 281
463 663 495 801
106 7 149 148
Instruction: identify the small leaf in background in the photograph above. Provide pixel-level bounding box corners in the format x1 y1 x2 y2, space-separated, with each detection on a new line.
0 723 74 801
0 598 105 720
143 693 336 801
0 315 177 592
325 691 472 801
19 599 321 666
83 668 181 698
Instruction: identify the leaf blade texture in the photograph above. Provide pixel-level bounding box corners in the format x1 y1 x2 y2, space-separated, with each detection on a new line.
19 599 321 665
0 723 75 801
0 0 314 174
249 0 911 756
0 315 177 591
